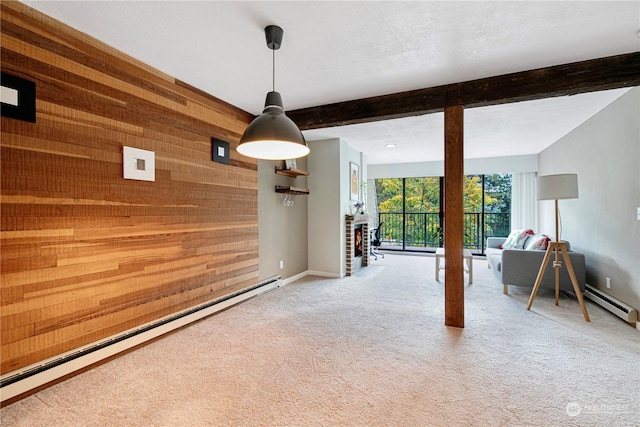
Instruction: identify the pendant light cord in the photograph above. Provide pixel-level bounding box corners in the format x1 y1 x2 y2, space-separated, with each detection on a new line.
272 48 275 92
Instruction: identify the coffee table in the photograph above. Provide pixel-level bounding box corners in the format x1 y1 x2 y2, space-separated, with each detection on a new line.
435 248 473 284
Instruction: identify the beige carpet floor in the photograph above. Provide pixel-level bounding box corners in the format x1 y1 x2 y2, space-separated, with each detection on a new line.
1 253 639 426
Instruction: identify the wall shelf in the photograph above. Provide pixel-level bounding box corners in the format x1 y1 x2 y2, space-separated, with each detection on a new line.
275 167 309 178
275 166 309 195
275 185 310 195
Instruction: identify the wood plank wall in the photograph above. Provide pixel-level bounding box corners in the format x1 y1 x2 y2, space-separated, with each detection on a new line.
0 1 259 375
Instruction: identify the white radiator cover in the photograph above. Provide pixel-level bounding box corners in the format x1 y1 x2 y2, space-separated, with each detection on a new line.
584 284 638 323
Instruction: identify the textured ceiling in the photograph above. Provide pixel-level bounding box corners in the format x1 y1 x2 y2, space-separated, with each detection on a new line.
23 1 640 164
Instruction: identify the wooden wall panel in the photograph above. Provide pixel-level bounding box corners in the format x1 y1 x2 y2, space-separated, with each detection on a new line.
0 1 258 374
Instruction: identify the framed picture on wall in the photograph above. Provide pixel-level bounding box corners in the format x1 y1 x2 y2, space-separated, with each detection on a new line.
350 162 359 201
285 159 297 170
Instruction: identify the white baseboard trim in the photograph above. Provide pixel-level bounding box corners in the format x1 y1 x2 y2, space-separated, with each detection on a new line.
306 270 342 278
636 321 640 332
280 270 309 286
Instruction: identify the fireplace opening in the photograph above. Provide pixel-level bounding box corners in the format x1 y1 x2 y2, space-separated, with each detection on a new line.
354 224 363 258
345 215 370 276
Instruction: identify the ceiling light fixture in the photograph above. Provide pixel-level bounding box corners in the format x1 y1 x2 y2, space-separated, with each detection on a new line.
237 25 309 160
385 144 397 148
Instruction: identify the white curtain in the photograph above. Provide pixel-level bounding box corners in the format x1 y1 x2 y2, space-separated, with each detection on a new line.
511 172 537 230
366 179 378 226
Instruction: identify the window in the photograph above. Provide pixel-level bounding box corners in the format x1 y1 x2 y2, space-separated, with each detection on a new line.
374 174 511 253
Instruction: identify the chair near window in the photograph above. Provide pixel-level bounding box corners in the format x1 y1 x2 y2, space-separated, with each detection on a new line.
370 222 385 260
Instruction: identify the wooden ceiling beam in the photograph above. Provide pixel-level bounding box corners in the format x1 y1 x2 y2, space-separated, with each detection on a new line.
288 51 640 130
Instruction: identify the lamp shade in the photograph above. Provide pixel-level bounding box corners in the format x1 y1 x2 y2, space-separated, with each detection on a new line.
536 173 578 201
237 92 309 160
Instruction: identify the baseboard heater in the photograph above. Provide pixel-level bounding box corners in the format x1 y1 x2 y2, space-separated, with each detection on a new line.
584 284 638 323
0 276 281 403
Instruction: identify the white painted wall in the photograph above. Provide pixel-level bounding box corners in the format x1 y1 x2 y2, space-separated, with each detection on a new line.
258 157 308 281
368 154 537 179
307 139 342 277
538 87 639 311
307 138 366 277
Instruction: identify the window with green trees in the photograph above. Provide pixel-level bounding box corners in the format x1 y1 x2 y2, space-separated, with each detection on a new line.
374 174 511 253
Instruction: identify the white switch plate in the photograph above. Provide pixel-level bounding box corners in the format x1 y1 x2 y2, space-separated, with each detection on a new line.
637 207 640 221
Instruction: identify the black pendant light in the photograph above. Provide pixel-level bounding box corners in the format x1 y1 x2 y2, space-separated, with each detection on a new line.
237 25 309 160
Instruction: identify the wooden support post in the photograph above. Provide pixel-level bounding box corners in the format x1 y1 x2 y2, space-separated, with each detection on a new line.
444 105 465 328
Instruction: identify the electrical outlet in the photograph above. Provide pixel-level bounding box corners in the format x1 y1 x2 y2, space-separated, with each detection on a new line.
606 277 611 289
279 260 284 269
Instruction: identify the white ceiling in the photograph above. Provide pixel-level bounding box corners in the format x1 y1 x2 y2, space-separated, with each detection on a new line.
23 1 640 164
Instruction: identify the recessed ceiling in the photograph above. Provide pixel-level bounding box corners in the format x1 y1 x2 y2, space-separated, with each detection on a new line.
23 1 640 164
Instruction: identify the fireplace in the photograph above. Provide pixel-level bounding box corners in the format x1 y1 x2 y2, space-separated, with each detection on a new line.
345 215 371 276
354 225 363 258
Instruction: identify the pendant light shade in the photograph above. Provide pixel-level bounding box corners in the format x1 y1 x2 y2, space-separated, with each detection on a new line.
237 25 309 160
237 92 309 160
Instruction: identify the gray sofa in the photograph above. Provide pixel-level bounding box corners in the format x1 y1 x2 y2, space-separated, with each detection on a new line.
486 237 586 295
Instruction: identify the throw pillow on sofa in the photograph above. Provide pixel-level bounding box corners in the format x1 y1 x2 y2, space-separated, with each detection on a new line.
501 229 534 249
524 234 550 250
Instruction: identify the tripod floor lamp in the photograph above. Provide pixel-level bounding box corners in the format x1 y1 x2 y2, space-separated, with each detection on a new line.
526 173 590 322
